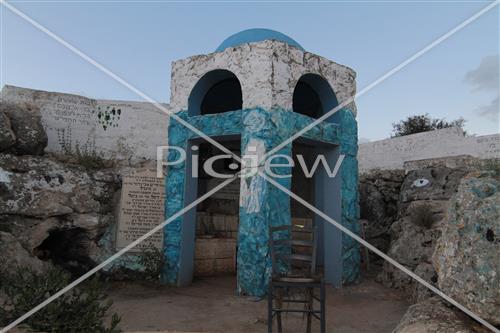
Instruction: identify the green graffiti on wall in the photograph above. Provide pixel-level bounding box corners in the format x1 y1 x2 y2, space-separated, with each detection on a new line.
95 106 122 131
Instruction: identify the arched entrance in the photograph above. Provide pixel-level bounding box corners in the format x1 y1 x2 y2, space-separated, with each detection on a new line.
291 74 344 285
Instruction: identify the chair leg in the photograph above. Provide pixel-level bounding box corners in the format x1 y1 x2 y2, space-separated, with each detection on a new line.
320 281 326 333
276 288 283 333
306 288 312 333
268 282 273 333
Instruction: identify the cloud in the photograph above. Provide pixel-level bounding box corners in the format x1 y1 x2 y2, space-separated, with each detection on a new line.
476 97 499 122
464 54 499 92
466 55 499 122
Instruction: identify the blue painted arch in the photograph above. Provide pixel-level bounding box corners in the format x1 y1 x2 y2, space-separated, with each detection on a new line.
293 73 339 121
188 69 243 116
216 29 304 52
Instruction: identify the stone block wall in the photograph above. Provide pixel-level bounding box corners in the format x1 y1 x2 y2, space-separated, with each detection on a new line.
359 127 499 172
1 85 169 164
194 238 237 276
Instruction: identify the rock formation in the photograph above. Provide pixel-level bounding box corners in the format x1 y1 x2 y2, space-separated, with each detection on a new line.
363 157 500 331
377 161 471 301
433 172 499 326
359 169 404 265
0 103 47 155
0 102 120 277
393 297 487 333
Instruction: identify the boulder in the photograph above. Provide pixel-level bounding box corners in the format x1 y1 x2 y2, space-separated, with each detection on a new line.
359 169 404 262
0 153 119 275
433 173 500 325
399 167 467 215
0 231 50 274
67 213 113 239
0 102 47 155
393 298 483 333
0 154 115 218
378 164 471 302
0 109 16 151
378 215 441 301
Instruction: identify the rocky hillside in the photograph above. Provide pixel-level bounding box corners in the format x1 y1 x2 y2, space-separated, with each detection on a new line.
361 157 499 332
0 102 121 277
433 172 499 326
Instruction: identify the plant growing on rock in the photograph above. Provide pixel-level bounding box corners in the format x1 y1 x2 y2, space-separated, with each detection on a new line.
58 132 107 170
74 142 107 170
138 244 165 281
0 267 121 333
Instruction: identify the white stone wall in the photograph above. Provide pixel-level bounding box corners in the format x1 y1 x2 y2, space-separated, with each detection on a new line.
170 40 357 114
3 86 497 172
1 85 169 163
359 127 500 172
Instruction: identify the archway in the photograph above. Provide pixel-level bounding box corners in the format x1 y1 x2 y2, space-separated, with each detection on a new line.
292 74 338 120
188 69 242 116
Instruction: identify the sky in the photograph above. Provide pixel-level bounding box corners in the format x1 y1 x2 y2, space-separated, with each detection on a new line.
1 0 499 141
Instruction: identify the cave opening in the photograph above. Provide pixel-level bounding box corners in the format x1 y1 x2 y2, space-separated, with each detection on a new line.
34 227 95 276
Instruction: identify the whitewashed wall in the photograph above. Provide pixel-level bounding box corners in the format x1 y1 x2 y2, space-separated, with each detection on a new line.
1 85 169 163
359 127 500 172
170 40 357 114
2 85 497 171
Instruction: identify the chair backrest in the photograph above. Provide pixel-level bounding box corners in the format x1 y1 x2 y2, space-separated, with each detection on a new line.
268 223 318 278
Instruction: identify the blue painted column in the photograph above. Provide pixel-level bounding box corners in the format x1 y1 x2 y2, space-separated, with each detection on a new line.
162 115 189 285
337 109 360 284
237 109 292 296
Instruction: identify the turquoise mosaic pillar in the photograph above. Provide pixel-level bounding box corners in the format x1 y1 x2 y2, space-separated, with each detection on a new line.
163 114 189 285
237 109 293 296
337 110 360 284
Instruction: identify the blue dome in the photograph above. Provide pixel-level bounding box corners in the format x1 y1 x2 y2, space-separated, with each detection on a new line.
216 29 304 52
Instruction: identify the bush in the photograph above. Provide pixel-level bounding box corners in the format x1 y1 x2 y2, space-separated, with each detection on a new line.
409 204 435 229
391 114 466 137
74 143 107 170
138 245 165 281
59 135 107 170
0 267 121 333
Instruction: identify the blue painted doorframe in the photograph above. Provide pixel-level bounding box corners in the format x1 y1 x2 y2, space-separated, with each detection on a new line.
162 108 360 296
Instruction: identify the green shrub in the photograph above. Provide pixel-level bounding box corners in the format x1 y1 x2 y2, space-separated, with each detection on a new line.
74 143 107 170
138 245 165 281
409 204 435 229
0 267 121 333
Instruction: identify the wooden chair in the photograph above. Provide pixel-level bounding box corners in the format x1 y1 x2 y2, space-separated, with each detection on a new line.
267 224 326 333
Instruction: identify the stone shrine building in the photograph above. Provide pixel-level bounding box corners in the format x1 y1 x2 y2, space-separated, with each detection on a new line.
162 29 360 297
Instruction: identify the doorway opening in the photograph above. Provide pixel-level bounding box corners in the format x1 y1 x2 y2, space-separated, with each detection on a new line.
194 138 241 278
290 142 316 266
290 140 342 283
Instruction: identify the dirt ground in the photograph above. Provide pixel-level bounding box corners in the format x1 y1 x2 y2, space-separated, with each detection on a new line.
107 274 409 333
